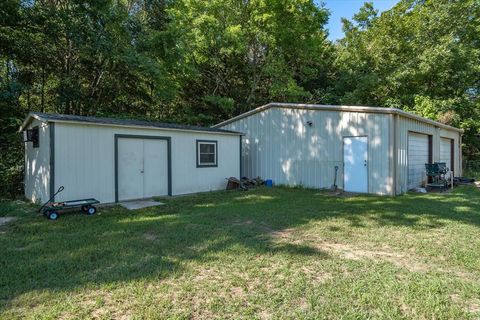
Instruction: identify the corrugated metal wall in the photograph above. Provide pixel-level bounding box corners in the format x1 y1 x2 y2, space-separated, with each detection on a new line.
396 117 461 194
52 123 240 203
24 119 51 203
222 107 393 195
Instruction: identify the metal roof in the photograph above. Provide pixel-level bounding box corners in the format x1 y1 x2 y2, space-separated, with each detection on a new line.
20 112 242 135
213 102 463 133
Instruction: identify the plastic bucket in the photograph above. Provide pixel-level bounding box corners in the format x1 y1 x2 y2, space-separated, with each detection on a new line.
265 179 273 187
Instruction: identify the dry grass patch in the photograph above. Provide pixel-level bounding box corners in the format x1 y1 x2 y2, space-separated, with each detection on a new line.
270 228 429 272
270 227 480 280
450 294 480 315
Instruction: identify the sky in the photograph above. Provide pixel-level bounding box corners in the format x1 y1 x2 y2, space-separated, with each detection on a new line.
320 0 399 41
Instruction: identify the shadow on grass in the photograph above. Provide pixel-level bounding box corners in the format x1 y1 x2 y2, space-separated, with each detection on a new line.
0 186 479 309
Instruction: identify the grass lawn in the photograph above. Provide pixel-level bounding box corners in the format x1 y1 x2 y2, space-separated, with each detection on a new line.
1 186 480 319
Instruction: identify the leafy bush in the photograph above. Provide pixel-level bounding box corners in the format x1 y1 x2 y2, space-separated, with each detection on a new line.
0 121 24 200
464 161 480 179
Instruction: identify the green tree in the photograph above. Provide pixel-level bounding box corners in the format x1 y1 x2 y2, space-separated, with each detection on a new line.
0 0 179 198
169 0 335 124
335 0 480 158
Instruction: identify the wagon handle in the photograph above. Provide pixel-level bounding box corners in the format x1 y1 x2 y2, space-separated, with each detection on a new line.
38 186 65 212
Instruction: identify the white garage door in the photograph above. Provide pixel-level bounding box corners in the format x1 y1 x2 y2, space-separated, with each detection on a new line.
408 132 429 189
118 138 169 201
440 138 452 171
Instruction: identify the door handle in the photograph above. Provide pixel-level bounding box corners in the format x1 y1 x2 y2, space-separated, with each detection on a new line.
140 170 144 173
364 160 367 167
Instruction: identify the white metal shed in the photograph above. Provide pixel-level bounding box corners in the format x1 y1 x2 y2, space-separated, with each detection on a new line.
21 113 242 204
215 102 463 195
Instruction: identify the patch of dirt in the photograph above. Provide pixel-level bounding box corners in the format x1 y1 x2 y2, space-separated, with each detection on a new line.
301 266 332 284
450 294 480 314
270 229 427 271
297 297 309 311
437 268 478 282
90 308 108 319
259 310 272 320
270 230 477 276
0 217 17 226
230 286 244 297
60 290 122 320
58 312 75 320
315 241 429 272
470 303 480 313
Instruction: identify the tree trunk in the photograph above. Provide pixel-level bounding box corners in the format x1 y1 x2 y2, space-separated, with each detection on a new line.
41 67 45 112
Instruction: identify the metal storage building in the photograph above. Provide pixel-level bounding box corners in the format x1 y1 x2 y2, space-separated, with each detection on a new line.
21 113 241 204
215 103 463 195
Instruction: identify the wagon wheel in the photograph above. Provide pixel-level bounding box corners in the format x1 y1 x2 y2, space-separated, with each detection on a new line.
46 210 59 221
86 206 97 216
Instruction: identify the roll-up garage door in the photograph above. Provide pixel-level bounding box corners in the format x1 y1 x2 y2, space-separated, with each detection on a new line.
408 132 429 189
440 137 453 174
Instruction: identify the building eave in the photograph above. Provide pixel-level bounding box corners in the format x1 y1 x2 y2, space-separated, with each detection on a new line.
19 112 243 136
45 119 243 136
213 102 464 133
19 113 47 132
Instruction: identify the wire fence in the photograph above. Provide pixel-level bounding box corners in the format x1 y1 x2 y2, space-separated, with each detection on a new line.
463 160 480 178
